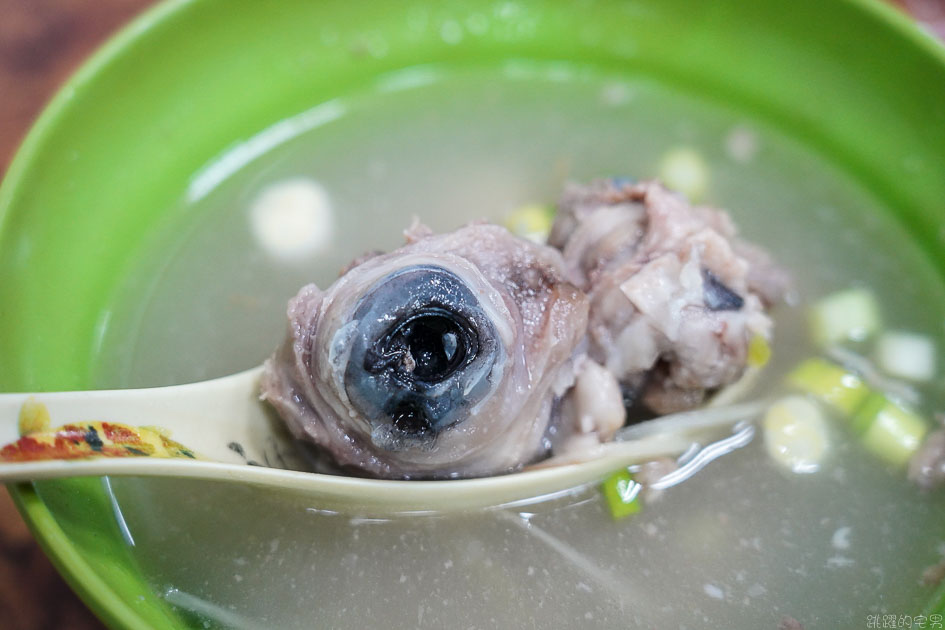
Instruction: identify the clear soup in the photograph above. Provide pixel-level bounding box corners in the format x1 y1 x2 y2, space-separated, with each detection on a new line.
88 63 945 629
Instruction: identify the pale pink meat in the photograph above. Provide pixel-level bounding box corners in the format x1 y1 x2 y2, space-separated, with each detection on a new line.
261 223 596 479
551 179 787 413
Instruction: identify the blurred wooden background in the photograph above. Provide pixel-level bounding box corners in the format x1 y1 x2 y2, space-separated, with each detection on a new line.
0 0 941 628
0 3 155 627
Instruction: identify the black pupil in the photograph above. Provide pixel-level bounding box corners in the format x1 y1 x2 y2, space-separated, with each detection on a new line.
366 308 476 385
395 313 467 381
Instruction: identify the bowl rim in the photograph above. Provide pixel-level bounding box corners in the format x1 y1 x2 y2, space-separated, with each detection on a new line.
4 0 945 628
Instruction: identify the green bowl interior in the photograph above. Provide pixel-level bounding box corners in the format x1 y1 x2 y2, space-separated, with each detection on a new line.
3 0 945 627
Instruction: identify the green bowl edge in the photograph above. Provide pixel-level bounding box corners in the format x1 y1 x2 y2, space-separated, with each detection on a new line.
0 0 943 627
8 482 180 629
2 1 196 626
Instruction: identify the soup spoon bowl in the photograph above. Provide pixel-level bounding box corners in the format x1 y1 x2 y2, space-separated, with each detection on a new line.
0 367 763 513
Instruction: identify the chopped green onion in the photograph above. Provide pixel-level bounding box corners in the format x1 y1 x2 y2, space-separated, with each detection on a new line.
808 288 881 347
853 393 929 467
747 334 771 367
762 396 830 474
503 204 555 243
875 330 937 382
787 358 871 416
658 147 709 202
601 469 642 520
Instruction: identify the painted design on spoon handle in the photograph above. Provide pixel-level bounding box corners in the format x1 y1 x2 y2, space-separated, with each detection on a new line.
0 398 198 462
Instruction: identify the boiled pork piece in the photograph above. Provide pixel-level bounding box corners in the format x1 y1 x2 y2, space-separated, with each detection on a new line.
550 178 788 414
261 223 620 479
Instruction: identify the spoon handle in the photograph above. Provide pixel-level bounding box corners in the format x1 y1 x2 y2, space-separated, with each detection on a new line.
0 367 288 476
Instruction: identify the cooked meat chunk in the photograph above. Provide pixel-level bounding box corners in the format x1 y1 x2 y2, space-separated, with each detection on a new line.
261 223 596 479
909 429 945 491
550 178 787 413
262 177 786 477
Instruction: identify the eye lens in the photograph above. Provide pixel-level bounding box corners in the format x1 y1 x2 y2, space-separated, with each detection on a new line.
364 308 478 385
390 311 471 382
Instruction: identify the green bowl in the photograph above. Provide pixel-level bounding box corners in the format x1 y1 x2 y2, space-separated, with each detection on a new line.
3 0 945 627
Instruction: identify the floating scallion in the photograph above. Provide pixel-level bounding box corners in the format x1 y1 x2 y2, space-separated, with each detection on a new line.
874 330 937 382
601 469 642 520
503 203 555 244
852 393 929 467
808 288 880 347
787 358 871 416
747 334 772 367
658 147 709 202
762 395 830 474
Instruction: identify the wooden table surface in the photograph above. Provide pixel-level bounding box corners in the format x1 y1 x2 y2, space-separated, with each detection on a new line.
0 1 941 629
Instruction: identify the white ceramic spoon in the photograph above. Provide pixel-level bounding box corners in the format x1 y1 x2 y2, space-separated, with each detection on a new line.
0 368 764 513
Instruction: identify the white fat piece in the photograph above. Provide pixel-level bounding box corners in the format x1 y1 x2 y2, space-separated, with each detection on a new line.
557 359 626 448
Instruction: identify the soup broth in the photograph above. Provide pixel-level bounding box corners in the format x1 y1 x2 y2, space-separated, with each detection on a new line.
82 63 945 628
